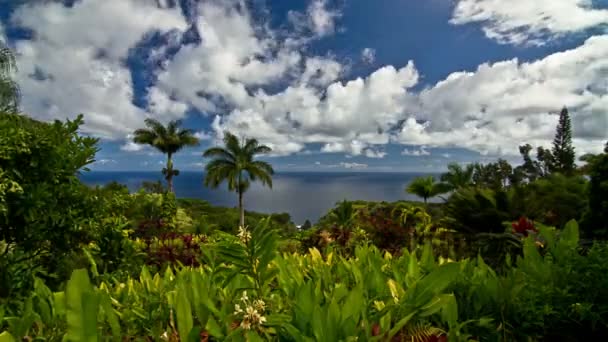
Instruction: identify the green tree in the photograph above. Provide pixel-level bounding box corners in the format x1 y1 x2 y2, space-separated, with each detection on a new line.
440 163 474 191
551 106 576 174
0 113 99 294
203 132 274 228
406 176 447 204
582 146 608 237
0 43 20 113
132 119 199 193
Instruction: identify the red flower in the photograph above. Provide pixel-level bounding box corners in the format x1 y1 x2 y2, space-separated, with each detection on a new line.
512 216 537 236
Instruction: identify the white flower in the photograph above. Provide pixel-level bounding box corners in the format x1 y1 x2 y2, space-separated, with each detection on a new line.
234 303 243 314
253 299 266 312
240 290 248 302
237 226 252 244
241 320 252 330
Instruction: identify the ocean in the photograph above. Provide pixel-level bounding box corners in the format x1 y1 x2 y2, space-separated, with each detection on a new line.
80 171 437 224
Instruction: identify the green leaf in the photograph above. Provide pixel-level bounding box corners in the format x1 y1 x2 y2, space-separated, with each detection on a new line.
387 312 416 340
205 316 224 338
176 288 194 341
0 331 16 342
64 269 99 342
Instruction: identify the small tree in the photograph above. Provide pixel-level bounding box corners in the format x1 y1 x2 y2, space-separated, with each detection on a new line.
203 132 274 228
551 107 576 174
440 163 474 191
406 176 447 204
133 119 199 193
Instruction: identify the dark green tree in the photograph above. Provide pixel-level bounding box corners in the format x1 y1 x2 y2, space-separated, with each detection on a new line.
582 147 608 237
0 113 99 295
203 132 274 228
133 119 199 193
440 163 474 191
551 107 576 174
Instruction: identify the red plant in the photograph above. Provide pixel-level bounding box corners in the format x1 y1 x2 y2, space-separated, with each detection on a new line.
512 216 537 236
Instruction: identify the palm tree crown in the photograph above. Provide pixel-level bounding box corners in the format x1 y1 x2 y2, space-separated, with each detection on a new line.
440 163 474 191
203 132 274 228
133 118 199 192
406 176 448 204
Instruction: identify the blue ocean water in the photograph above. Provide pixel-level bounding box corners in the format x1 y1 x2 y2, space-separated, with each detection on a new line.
80 171 437 224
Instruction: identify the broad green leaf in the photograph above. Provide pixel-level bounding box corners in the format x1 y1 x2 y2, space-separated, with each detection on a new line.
176 288 194 341
64 269 99 342
0 331 16 342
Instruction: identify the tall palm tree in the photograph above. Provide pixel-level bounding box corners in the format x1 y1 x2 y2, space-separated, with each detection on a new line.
133 119 199 193
406 176 448 204
203 132 274 228
0 43 20 113
440 162 474 191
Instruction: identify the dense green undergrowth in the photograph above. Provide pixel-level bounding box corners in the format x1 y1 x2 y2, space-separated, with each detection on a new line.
1 220 607 341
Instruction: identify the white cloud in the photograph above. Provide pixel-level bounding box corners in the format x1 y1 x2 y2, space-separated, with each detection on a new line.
11 0 187 139
451 0 608 45
289 0 342 38
194 130 213 140
120 141 145 152
401 146 431 156
396 35 608 155
361 48 376 64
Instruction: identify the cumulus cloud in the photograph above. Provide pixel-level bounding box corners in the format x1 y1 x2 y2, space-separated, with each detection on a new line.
95 159 117 165
397 35 608 155
11 0 187 138
6 0 607 160
361 48 376 64
451 0 608 45
401 146 431 156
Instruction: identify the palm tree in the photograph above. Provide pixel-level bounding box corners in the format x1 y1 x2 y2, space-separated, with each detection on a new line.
406 176 448 204
203 132 274 228
132 119 199 192
0 43 20 113
440 163 474 191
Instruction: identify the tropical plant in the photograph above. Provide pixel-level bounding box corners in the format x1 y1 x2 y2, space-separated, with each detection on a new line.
132 119 199 193
203 132 274 228
440 163 474 191
0 43 19 113
406 176 448 204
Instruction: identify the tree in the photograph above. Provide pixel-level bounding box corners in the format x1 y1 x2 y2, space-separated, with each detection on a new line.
0 43 20 113
440 163 474 191
551 107 576 174
582 147 608 237
0 113 100 294
203 132 274 228
132 119 199 193
406 176 448 204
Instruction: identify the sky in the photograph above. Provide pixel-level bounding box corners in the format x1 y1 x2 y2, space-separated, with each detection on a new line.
1 0 607 172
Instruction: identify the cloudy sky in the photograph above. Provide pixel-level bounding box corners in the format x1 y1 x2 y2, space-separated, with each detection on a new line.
1 0 607 172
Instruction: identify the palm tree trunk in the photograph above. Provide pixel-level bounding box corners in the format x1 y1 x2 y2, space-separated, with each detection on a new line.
239 190 244 228
166 152 174 193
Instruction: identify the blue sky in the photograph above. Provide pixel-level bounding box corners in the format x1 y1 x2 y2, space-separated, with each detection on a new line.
1 0 607 172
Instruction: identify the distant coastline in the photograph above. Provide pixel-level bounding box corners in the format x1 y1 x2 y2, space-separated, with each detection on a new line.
80 171 440 224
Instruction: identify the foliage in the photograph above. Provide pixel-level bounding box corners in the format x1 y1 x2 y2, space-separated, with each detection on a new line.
440 163 474 192
406 176 448 204
551 107 576 175
203 131 274 228
133 119 199 192
582 150 608 237
442 187 511 234
0 113 99 292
